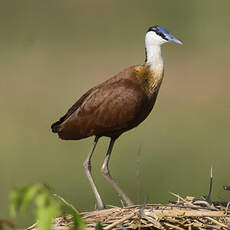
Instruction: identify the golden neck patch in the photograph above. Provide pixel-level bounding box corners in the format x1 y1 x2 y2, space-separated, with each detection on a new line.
134 65 164 97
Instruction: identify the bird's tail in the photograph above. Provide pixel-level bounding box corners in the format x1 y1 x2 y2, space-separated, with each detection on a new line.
51 121 61 133
51 114 67 133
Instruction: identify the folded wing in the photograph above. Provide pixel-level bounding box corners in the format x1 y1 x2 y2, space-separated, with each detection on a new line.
56 78 148 140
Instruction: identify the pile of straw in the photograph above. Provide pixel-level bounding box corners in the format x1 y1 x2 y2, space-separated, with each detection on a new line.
27 193 230 230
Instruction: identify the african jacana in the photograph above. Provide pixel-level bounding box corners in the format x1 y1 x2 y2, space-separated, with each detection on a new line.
51 26 182 209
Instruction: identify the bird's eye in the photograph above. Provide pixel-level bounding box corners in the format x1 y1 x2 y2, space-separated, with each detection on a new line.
156 30 162 36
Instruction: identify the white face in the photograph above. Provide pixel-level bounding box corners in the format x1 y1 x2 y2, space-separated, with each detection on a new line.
145 31 168 47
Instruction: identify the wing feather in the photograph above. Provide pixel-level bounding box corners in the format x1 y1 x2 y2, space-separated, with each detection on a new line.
58 78 147 139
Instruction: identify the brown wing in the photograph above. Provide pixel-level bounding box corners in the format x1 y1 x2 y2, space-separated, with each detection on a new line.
51 87 95 133
51 65 139 133
57 78 148 140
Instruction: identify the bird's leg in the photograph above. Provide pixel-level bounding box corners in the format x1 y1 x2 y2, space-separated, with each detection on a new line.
101 137 134 206
83 136 105 210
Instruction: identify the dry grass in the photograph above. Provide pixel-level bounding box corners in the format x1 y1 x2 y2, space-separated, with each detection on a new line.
27 193 230 230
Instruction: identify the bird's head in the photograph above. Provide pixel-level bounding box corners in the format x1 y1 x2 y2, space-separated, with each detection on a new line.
145 25 182 47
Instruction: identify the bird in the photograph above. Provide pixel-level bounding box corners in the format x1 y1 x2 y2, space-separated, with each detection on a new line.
51 25 182 210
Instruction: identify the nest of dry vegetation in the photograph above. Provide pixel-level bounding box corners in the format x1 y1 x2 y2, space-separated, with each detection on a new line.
27 193 230 230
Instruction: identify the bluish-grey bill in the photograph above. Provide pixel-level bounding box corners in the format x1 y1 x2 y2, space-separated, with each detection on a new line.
166 34 183 45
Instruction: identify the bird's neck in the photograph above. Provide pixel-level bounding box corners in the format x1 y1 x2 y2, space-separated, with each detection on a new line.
140 44 164 96
145 44 164 70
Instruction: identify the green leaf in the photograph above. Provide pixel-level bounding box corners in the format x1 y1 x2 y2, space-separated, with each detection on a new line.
36 201 61 230
9 183 87 230
95 222 104 230
9 184 40 216
68 207 86 230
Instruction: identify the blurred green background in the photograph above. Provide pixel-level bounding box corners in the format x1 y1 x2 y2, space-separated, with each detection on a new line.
1 0 230 228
